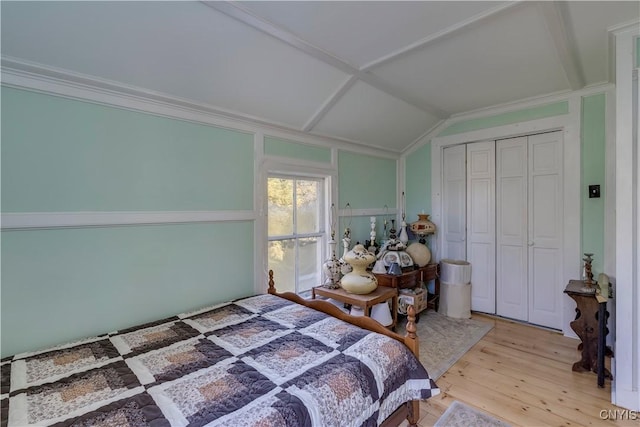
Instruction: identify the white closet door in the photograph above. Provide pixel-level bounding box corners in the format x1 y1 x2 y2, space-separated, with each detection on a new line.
528 131 563 329
467 141 496 313
496 137 528 321
442 145 467 260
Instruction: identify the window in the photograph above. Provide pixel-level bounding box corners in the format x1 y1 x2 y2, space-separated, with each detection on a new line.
267 175 325 294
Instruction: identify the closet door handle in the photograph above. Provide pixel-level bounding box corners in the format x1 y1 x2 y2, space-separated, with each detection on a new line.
528 241 534 247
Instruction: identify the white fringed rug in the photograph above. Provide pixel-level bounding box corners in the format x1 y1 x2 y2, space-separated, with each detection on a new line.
435 401 511 427
398 310 492 379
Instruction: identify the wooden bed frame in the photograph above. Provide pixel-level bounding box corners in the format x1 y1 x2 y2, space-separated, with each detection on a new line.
267 270 421 427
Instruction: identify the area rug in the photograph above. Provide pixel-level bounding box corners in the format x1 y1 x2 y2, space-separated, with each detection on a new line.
434 401 511 427
399 310 493 379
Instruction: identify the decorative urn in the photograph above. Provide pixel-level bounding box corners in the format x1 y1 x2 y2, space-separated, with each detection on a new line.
340 244 378 294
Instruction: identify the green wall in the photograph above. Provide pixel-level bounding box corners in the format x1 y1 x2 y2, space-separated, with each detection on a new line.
338 150 396 244
405 143 432 227
264 136 331 163
581 94 606 276
338 151 396 209
1 88 256 357
1 84 611 356
2 223 254 357
2 88 254 212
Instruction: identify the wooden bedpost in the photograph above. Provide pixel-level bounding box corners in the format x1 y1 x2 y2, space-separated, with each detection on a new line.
405 305 419 358
405 305 420 427
268 270 276 295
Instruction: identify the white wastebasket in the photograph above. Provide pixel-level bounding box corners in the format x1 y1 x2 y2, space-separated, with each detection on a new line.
439 281 471 319
440 259 472 284
439 259 472 319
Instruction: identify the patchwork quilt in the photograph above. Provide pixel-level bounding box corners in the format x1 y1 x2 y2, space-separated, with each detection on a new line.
1 294 439 427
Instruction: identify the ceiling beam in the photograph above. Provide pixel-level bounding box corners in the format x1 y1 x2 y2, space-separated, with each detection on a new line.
201 1 447 119
537 2 585 90
303 76 358 132
360 1 524 72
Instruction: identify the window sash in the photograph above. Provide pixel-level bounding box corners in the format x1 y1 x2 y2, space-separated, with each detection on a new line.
267 174 326 294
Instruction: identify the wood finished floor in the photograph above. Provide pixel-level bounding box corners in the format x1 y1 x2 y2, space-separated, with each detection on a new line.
405 313 638 427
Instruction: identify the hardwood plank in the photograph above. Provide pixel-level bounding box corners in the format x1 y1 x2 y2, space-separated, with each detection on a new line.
417 314 634 427
445 362 619 426
458 347 613 404
466 343 613 402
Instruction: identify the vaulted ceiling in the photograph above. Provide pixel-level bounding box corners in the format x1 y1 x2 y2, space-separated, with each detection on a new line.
2 1 638 153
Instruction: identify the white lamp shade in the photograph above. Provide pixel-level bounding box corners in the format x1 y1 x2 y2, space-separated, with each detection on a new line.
371 302 393 327
372 259 387 274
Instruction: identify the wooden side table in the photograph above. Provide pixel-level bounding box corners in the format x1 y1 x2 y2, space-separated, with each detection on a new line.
312 285 398 329
373 263 440 312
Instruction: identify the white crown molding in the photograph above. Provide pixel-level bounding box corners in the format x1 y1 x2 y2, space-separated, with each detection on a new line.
400 82 614 158
0 57 400 159
1 211 255 230
261 124 397 159
447 82 613 124
431 115 568 148
306 129 400 159
1 56 267 134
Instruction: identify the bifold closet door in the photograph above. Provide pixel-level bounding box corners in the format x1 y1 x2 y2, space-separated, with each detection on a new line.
496 137 528 321
442 145 466 261
496 131 563 329
467 141 495 314
528 131 563 329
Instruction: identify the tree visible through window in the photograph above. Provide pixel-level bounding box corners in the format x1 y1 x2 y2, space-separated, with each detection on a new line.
268 176 324 294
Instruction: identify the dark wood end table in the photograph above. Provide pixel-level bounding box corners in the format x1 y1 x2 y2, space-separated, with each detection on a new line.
564 279 613 387
373 263 440 312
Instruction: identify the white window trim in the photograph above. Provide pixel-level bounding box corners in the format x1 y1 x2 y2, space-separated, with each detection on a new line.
255 135 338 294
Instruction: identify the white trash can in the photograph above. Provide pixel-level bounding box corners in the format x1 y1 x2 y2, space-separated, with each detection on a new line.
439 259 472 319
439 281 471 319
440 259 472 284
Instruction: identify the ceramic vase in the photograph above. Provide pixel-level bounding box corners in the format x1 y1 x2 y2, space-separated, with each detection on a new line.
399 221 409 246
340 244 378 294
322 236 342 287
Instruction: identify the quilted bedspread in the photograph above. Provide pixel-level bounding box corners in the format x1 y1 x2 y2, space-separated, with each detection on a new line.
1 294 439 427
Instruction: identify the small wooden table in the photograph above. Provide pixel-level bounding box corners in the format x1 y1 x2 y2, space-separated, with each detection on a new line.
374 263 440 312
312 285 398 329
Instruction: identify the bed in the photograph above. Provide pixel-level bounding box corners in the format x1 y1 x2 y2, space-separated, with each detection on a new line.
1 271 439 427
